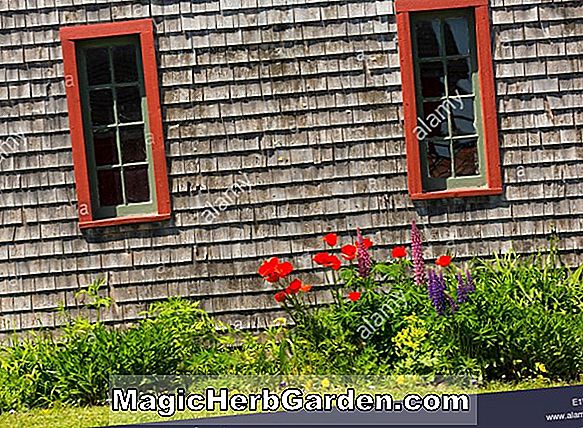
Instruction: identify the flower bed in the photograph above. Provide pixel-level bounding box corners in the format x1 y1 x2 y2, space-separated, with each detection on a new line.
256 222 583 382
0 224 581 412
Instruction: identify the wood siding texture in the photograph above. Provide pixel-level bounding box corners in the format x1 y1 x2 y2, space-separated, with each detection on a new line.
0 0 581 335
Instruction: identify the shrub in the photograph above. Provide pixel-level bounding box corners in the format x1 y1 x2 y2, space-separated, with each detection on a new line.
0 296 219 411
430 249 583 381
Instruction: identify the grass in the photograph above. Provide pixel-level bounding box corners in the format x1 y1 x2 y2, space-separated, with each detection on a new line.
0 404 109 428
1 379 579 428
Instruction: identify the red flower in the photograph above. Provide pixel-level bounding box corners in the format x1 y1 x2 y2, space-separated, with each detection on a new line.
348 291 361 302
313 252 330 265
350 238 372 250
341 244 357 260
258 257 279 277
435 255 452 267
258 258 293 283
323 233 338 247
392 246 407 259
258 257 280 282
313 252 342 270
276 262 293 278
286 279 302 295
274 291 287 303
300 283 312 293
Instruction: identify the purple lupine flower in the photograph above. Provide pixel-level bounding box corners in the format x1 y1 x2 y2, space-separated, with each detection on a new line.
411 221 426 286
427 269 447 315
446 293 458 314
456 272 468 303
356 228 372 278
465 269 475 293
457 270 476 304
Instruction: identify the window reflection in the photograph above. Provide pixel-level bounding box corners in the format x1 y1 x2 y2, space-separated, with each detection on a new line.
444 17 470 56
448 59 473 95
427 141 452 178
420 62 446 97
451 97 476 136
415 20 441 57
453 139 479 176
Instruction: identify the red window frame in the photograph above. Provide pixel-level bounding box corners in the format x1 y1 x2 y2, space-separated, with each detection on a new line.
396 0 503 200
60 19 171 228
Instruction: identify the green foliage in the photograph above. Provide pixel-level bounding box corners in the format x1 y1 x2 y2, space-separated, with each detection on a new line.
430 250 583 381
114 298 218 375
74 278 112 312
187 321 295 375
391 314 443 375
0 297 219 411
278 247 583 382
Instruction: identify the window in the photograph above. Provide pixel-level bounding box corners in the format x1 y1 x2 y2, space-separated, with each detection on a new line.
396 0 502 200
60 19 170 228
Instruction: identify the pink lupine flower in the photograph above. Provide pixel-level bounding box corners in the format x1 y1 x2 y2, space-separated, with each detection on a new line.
356 228 372 278
411 221 426 286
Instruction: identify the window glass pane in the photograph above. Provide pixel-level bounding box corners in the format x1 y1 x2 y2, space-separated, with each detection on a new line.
421 102 448 138
444 17 470 56
124 166 150 203
451 97 476 136
454 138 479 176
447 59 472 95
420 62 446 98
113 44 139 83
93 129 118 166
85 48 110 86
97 168 123 206
117 86 142 123
427 141 452 178
415 20 441 58
120 125 147 163
89 89 114 126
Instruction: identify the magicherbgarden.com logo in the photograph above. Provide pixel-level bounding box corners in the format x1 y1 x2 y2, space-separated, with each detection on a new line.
110 387 471 418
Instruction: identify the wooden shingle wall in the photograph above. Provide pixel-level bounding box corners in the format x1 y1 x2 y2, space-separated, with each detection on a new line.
0 0 581 335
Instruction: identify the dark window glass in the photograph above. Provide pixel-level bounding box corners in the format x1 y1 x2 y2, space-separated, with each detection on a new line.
93 129 118 166
79 36 157 216
124 166 150 203
447 59 472 95
415 20 441 58
97 168 123 206
444 17 470 56
120 125 147 163
420 62 446 98
422 102 448 138
113 44 139 83
85 48 110 86
454 138 479 176
117 86 142 123
89 89 114 126
427 141 452 178
412 10 485 190
451 97 476 136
